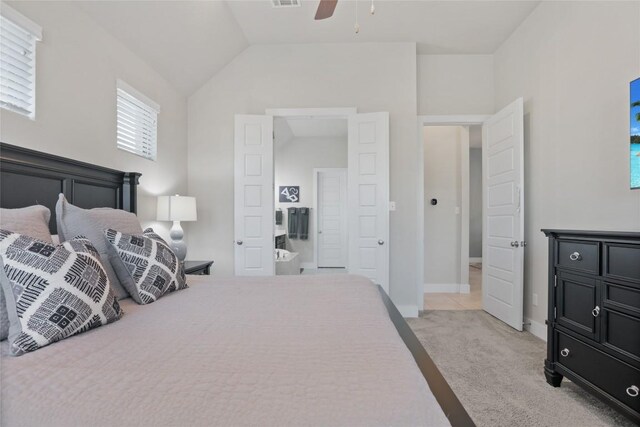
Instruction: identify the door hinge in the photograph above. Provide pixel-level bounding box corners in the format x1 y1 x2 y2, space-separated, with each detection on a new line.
554 275 557 288
554 307 557 319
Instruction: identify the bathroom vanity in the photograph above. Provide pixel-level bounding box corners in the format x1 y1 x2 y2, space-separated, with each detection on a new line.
275 229 286 250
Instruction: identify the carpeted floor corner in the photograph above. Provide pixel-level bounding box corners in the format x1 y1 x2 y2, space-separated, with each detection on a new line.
407 310 635 427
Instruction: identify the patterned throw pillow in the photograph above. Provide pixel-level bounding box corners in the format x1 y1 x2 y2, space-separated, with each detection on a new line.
0 230 122 356
104 228 187 305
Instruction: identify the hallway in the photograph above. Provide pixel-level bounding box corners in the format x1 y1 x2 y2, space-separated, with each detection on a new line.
423 264 482 310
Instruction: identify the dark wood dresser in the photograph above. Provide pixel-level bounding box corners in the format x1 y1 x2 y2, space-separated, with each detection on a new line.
542 230 640 423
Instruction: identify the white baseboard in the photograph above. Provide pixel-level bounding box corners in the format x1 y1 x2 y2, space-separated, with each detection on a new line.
459 283 470 294
300 262 317 270
469 257 483 263
424 283 465 293
397 305 419 318
524 317 546 341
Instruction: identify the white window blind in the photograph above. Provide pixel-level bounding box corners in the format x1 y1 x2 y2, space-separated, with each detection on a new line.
116 80 160 161
0 6 42 119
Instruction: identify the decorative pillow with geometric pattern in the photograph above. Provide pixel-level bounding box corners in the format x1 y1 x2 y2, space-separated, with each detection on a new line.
104 228 187 305
0 229 123 356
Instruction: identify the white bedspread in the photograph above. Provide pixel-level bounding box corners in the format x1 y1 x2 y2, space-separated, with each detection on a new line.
1 274 450 427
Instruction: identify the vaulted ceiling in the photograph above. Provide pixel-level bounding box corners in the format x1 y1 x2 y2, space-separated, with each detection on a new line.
228 1 539 54
74 0 540 96
74 1 248 96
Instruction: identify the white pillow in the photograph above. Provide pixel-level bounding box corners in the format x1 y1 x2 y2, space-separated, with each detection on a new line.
0 229 123 355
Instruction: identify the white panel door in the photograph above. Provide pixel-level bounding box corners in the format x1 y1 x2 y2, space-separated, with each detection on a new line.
482 98 524 330
234 115 274 276
348 113 389 293
317 169 348 268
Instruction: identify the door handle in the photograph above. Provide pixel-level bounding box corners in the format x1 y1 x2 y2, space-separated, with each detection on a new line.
236 240 243 246
510 241 520 248
592 306 600 317
378 240 384 245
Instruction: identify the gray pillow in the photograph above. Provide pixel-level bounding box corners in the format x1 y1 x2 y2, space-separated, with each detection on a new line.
55 194 143 300
0 230 122 355
0 205 53 243
104 228 187 305
0 205 52 341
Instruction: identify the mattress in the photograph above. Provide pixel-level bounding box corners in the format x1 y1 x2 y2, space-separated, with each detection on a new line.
1 274 450 427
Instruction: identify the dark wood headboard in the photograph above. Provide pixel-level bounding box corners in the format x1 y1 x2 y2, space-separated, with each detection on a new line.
0 142 141 234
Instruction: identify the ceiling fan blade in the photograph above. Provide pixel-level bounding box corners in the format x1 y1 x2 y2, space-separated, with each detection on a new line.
315 0 338 20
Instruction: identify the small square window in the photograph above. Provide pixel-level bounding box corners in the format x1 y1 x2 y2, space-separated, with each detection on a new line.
116 80 160 161
0 5 42 119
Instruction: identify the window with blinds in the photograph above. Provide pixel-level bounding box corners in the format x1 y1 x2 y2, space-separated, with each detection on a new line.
116 80 160 161
0 6 42 119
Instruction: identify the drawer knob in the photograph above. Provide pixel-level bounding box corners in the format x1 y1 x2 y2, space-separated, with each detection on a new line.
592 306 600 317
569 251 582 261
627 385 639 397
560 348 570 357
236 240 243 246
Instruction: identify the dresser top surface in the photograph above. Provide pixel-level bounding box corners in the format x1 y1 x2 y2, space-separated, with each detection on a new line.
542 229 640 239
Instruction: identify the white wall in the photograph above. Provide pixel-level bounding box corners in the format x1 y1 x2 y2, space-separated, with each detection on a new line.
418 54 495 115
274 136 347 264
494 1 640 328
469 148 482 258
424 126 469 286
188 43 419 308
0 1 188 239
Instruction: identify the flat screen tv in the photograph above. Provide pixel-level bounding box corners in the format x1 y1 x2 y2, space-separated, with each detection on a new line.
631 77 640 189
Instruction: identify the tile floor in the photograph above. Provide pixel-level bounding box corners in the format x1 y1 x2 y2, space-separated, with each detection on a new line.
424 264 482 310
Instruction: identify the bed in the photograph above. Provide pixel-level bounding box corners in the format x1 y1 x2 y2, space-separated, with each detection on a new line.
0 142 474 427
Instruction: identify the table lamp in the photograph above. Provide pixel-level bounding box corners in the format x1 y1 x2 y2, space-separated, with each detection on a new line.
157 195 197 262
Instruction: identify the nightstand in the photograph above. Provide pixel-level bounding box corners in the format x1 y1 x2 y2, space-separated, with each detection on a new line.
183 261 214 275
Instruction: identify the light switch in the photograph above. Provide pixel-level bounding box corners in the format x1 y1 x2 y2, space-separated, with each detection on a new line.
389 201 396 211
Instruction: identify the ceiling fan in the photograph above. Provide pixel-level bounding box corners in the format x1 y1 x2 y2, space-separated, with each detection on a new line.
314 0 338 20
315 0 376 33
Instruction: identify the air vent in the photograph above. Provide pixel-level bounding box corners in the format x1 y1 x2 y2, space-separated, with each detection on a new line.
271 0 300 8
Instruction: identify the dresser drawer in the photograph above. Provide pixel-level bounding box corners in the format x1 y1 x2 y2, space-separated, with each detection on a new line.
557 332 640 413
604 243 640 284
604 282 640 317
602 308 640 363
557 239 600 275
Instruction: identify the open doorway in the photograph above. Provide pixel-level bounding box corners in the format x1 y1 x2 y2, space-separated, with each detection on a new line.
422 125 482 310
273 116 348 275
235 108 390 293
418 99 525 331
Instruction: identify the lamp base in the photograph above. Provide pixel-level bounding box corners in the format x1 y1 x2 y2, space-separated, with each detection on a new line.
169 221 187 262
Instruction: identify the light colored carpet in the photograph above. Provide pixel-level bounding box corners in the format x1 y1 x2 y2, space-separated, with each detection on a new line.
407 310 635 427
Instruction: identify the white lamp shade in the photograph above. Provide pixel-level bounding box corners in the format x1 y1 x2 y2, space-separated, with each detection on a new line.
157 195 197 221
